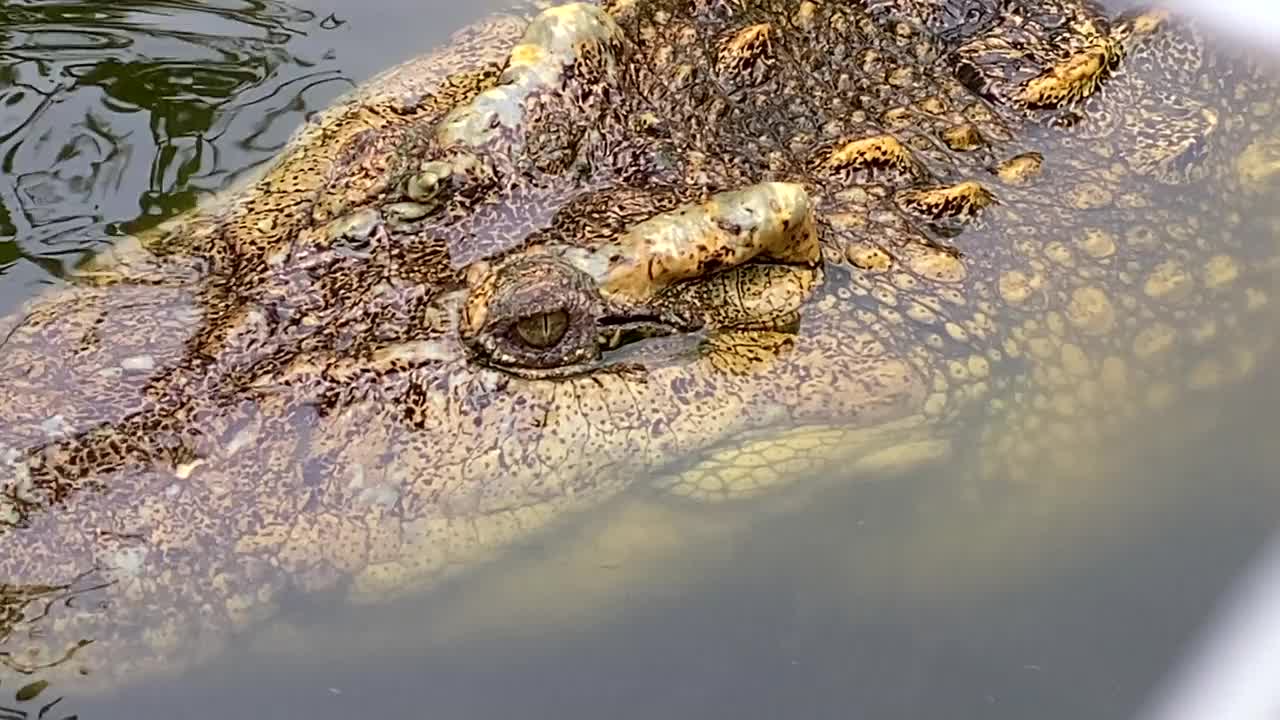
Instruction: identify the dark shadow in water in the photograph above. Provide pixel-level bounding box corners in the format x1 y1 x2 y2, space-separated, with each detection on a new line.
0 0 352 314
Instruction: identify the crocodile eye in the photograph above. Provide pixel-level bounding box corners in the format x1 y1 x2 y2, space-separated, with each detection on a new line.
459 255 610 376
513 310 570 349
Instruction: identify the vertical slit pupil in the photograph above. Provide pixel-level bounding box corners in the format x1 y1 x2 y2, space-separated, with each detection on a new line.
515 310 570 349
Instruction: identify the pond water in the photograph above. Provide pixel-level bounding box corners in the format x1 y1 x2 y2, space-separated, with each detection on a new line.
0 0 515 317
1 2 1278 719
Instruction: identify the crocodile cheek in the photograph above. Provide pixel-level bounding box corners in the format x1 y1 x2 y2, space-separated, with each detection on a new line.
650 323 938 502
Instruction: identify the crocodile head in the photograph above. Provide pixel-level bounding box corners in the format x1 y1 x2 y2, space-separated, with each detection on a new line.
2 0 1278 692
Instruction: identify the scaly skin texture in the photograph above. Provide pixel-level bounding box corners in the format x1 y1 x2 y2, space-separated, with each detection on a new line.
1 0 1279 694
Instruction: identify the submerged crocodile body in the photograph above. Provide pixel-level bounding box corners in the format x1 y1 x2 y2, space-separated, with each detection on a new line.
1 0 1279 694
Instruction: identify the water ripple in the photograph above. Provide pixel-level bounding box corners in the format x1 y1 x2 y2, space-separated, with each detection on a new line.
0 0 351 312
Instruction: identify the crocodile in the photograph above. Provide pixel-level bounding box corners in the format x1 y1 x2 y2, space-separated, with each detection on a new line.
1 0 1279 695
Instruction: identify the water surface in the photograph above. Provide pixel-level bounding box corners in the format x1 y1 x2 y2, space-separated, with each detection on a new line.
0 0 509 315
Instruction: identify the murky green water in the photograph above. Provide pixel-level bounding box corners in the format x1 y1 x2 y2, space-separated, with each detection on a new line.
0 0 512 316
1 2 1278 719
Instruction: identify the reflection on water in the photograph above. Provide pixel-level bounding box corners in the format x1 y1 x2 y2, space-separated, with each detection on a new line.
0 0 350 315
0 1 1277 719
